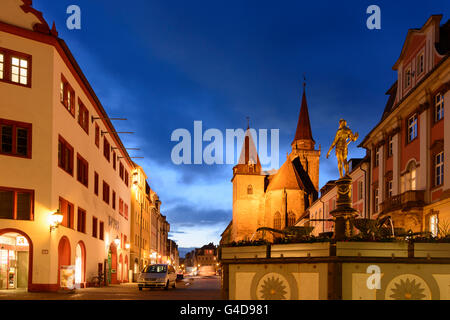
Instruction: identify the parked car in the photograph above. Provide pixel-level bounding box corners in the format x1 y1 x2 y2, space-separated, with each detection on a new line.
137 264 177 290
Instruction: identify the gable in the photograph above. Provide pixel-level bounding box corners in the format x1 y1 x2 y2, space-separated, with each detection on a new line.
0 0 50 33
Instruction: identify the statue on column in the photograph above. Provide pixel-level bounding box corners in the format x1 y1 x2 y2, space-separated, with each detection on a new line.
326 119 359 178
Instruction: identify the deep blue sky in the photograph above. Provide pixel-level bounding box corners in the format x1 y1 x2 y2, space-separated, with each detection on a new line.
33 0 449 249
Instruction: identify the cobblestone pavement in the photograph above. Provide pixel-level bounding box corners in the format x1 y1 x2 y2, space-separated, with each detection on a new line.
0 276 222 300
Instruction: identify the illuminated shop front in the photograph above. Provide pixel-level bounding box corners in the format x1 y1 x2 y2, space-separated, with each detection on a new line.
0 233 29 290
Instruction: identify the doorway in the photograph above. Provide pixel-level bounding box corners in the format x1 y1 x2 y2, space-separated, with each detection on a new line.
0 232 30 290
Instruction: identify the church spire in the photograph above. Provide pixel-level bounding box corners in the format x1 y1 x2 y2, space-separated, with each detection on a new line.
234 120 262 175
291 79 315 150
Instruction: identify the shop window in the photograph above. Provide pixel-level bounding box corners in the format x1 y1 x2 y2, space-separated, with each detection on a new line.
59 197 74 229
77 208 86 233
430 214 438 237
60 75 75 116
92 217 98 238
0 47 31 87
0 187 34 220
77 153 89 187
78 100 89 134
435 93 444 123
58 135 74 176
0 118 32 158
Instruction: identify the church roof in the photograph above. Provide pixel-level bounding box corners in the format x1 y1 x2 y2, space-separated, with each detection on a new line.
267 156 318 199
292 85 314 144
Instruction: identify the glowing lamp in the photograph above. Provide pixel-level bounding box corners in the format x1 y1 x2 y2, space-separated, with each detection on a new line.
114 236 120 248
125 242 130 249
50 209 64 232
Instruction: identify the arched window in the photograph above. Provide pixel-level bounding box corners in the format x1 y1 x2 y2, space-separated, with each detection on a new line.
287 212 296 227
247 185 253 195
273 212 281 229
401 161 417 192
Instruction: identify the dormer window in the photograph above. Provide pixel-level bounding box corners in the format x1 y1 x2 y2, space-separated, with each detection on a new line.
417 53 424 75
404 67 412 88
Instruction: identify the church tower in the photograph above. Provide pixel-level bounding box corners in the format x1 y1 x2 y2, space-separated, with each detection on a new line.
231 126 265 242
289 82 321 192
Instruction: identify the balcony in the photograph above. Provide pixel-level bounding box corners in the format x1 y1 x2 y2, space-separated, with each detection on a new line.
381 190 425 213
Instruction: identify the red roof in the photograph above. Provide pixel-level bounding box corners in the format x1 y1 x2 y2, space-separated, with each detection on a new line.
292 86 314 144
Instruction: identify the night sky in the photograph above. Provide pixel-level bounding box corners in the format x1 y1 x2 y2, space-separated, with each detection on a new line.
32 0 449 249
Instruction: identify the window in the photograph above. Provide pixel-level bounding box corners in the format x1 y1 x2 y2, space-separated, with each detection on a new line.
0 47 31 87
77 153 88 187
102 181 110 204
287 212 296 227
77 208 86 233
94 172 99 196
119 198 124 216
112 191 116 210
358 181 364 200
374 188 379 213
386 180 393 198
58 136 74 175
124 203 128 220
435 152 444 186
417 53 424 76
404 67 411 88
374 147 380 167
247 185 253 195
113 151 116 170
59 197 74 229
401 162 417 192
273 212 281 230
99 221 104 240
78 100 89 134
435 93 444 123
0 53 3 79
388 136 393 157
407 114 418 142
0 187 34 220
95 124 100 147
124 170 129 187
430 214 438 237
92 217 98 238
103 137 110 162
0 118 32 158
60 75 75 116
119 162 124 180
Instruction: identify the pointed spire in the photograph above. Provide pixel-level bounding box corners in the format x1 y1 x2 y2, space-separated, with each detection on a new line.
234 122 262 175
292 79 314 146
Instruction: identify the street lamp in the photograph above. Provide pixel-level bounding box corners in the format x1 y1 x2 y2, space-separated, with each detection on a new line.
114 236 120 248
125 242 130 250
49 209 63 232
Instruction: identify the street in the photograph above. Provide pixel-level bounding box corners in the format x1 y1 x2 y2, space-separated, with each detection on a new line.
0 276 222 300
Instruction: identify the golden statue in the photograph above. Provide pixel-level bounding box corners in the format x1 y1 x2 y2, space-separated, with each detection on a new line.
326 119 359 178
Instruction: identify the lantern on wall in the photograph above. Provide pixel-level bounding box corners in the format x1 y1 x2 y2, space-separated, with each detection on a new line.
50 209 64 232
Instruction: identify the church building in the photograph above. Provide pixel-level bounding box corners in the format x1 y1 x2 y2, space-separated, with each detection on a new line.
221 85 320 244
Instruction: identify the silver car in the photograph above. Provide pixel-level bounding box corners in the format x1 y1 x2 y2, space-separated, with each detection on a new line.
138 264 177 290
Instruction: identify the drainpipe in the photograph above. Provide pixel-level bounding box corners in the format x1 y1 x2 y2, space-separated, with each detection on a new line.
360 164 369 219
